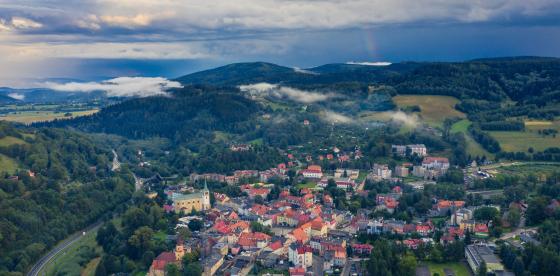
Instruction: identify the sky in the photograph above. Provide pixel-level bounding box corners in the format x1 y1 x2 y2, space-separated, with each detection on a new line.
1 0 560 87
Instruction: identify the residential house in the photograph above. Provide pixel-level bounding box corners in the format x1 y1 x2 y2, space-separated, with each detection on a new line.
288 244 313 268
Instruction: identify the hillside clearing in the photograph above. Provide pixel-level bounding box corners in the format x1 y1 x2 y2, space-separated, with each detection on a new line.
393 95 465 127
0 154 19 173
0 136 27 146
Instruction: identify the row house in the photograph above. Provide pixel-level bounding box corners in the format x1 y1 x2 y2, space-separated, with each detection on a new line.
351 243 373 255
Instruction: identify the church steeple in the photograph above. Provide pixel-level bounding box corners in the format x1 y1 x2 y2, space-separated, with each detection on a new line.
203 180 209 191
201 180 211 210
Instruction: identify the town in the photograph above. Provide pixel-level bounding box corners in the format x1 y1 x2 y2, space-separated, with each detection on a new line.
133 142 542 276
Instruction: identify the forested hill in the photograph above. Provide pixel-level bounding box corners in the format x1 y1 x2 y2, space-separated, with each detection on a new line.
0 122 134 273
42 85 261 141
176 57 560 120
176 61 419 87
45 56 560 146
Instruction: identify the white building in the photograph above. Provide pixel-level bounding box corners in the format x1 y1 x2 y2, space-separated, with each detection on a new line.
288 244 313 268
407 144 427 157
372 164 392 180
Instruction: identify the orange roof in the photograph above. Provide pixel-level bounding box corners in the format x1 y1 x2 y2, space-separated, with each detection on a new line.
311 218 325 230
291 227 308 242
308 165 322 171
437 200 465 208
238 232 271 247
251 204 270 215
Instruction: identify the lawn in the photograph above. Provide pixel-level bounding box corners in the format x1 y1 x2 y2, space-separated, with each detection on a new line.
424 261 471 276
0 154 19 173
0 109 98 124
451 119 471 133
393 95 466 127
296 182 317 189
451 119 494 158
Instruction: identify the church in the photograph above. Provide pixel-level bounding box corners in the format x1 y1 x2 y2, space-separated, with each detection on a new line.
170 182 211 213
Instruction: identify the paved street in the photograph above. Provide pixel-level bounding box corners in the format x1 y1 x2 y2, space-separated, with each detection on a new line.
312 254 324 276
27 222 102 276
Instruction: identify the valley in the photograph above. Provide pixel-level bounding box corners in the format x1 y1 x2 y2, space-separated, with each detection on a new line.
1 57 559 276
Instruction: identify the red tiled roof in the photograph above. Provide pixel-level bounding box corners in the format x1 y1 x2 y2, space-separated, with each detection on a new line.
423 157 449 164
151 252 176 270
475 224 489 233
269 240 283 251
297 245 313 254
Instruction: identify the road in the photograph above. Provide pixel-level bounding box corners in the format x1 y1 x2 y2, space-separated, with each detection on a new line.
312 255 324 276
26 222 102 276
111 149 121 171
499 226 538 241
28 149 142 276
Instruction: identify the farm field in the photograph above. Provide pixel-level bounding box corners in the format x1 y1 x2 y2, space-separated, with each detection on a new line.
0 109 98 124
488 130 560 152
361 95 465 127
393 95 465 127
494 163 560 178
487 119 559 152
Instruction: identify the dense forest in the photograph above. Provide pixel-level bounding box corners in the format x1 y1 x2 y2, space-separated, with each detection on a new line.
41 86 260 142
0 123 134 274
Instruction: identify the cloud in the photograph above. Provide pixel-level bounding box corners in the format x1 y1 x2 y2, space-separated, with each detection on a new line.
389 111 419 127
11 17 42 29
99 14 153 28
293 67 318 75
321 110 355 124
7 93 24 100
0 17 43 31
346 61 392 66
44 77 182 97
239 82 335 103
2 1 559 37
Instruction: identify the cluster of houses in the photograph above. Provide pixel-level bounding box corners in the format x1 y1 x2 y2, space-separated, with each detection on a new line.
189 163 289 186
140 140 522 276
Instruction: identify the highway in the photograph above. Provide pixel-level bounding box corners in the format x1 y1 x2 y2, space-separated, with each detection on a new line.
26 222 102 276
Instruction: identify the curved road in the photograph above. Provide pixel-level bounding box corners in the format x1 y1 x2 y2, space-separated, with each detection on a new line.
28 150 141 276
26 222 102 276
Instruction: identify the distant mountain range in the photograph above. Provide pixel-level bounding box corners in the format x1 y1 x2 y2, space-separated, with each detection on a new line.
0 87 106 104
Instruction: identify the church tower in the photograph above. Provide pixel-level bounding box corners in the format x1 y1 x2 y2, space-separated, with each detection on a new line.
201 180 211 210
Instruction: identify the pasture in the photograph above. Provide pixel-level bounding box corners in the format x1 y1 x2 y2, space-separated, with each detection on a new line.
0 109 98 124
393 95 466 127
